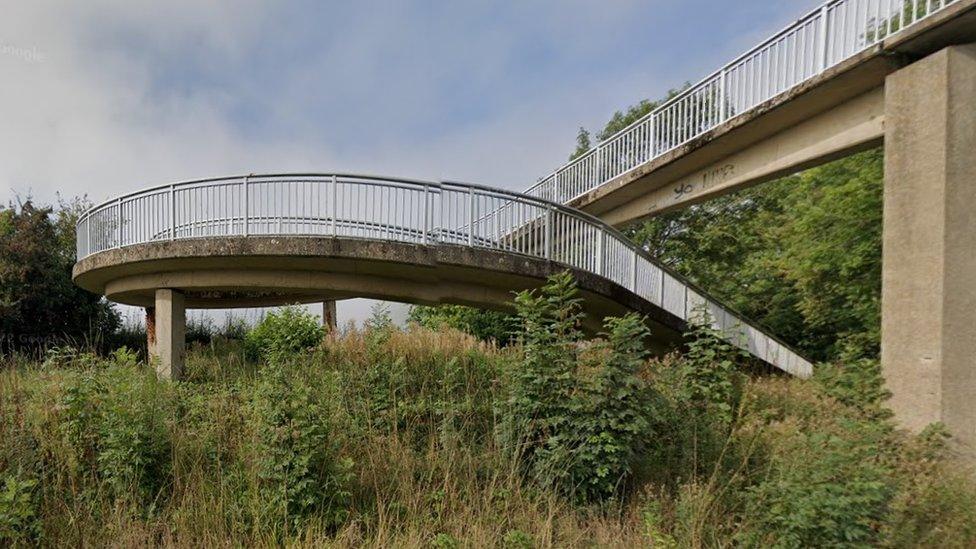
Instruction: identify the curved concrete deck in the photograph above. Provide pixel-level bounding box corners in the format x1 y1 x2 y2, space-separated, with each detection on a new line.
73 235 687 345
73 173 814 380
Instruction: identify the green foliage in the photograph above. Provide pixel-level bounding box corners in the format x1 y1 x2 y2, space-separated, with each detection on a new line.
247 362 352 532
58 355 172 504
568 127 592 161
502 528 534 548
679 312 747 423
881 425 976 547
738 419 892 548
501 272 652 502
499 272 584 486
409 304 517 345
244 306 324 362
568 313 651 501
0 198 119 354
0 472 39 545
815 357 891 420
1 316 975 546
626 149 883 362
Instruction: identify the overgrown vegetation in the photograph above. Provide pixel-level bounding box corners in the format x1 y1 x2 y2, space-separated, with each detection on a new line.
1 274 974 547
0 198 119 354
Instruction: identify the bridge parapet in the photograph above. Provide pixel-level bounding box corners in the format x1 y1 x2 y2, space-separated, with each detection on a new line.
75 173 812 378
526 0 966 207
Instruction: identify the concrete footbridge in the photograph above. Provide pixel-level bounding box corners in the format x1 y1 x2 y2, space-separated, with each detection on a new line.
72 0 976 457
73 174 811 379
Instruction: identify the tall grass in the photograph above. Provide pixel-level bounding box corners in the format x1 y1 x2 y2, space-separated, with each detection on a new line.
1 319 974 547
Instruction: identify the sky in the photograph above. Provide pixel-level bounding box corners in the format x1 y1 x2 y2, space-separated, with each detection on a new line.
0 0 822 325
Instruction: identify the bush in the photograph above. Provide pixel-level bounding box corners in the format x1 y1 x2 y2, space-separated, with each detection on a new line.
500 272 653 502
409 304 517 345
244 306 324 362
738 418 892 548
679 313 747 424
0 472 39 545
58 350 173 504
247 362 352 533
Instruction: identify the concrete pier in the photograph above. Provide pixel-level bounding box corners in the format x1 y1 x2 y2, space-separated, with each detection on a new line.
882 44 976 458
151 289 186 380
322 300 338 333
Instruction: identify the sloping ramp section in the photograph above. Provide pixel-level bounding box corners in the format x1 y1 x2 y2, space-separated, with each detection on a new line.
525 0 974 216
73 173 812 377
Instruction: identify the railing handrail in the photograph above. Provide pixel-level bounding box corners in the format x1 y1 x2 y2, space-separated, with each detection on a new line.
75 172 814 377
525 0 960 199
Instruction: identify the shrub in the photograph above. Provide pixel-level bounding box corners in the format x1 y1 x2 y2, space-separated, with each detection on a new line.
568 313 652 502
409 304 517 345
738 418 892 548
498 271 584 490
679 312 747 424
244 306 324 362
58 354 173 504
501 272 653 502
0 472 39 545
247 363 352 533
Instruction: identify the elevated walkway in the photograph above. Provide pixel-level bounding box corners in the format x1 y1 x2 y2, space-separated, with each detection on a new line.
73 174 813 378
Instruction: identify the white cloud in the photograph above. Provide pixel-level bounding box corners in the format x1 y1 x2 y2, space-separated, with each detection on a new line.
0 0 807 323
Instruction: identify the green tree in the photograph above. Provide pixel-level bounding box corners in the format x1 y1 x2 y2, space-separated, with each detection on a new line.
0 198 118 353
623 149 883 361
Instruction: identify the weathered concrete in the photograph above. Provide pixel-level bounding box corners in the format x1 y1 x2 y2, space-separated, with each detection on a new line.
152 289 185 380
570 0 976 226
596 88 884 224
145 306 156 358
72 236 688 347
322 300 337 332
882 43 976 459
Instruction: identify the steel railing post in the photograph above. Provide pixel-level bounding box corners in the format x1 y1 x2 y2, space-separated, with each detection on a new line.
630 249 637 292
331 175 338 236
718 68 727 122
595 230 604 276
169 185 176 240
818 5 830 72
242 176 249 237
544 206 552 260
468 186 475 246
116 198 122 248
422 185 430 244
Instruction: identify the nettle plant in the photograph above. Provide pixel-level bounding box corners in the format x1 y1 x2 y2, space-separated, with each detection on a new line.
500 271 653 503
244 306 325 363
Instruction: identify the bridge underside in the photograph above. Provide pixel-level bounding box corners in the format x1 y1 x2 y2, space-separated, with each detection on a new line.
74 236 690 376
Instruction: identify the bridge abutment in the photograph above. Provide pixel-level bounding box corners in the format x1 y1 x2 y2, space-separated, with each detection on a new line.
882 43 976 458
150 289 186 380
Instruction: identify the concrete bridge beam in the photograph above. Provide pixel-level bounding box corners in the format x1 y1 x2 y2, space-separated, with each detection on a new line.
882 43 976 458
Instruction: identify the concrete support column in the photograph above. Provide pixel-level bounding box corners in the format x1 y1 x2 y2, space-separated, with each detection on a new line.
882 44 976 458
151 289 186 380
145 306 156 358
322 300 338 333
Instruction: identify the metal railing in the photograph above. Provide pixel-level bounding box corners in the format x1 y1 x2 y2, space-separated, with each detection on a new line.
526 0 960 203
76 173 813 377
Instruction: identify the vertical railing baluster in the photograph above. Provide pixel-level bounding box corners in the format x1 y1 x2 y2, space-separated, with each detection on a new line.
116 198 122 248
242 176 249 237
818 4 830 72
630 249 637 291
331 175 338 236
468 186 475 246
422 184 430 244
